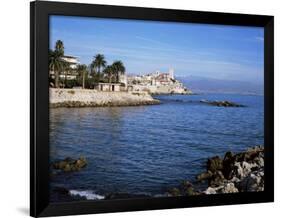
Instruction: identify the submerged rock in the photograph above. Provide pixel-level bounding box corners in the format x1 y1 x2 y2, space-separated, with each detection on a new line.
52 156 87 172
200 100 244 107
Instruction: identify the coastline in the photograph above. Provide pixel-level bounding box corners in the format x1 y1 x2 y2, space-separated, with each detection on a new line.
51 146 264 202
50 88 160 108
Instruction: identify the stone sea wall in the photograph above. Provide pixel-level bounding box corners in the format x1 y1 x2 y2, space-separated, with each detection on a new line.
49 88 160 108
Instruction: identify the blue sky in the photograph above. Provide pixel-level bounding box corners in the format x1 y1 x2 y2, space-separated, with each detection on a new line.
50 15 264 83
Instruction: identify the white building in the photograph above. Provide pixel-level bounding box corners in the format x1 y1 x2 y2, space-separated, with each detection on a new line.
126 68 190 94
61 55 80 79
93 83 122 92
49 55 80 80
61 55 79 69
119 74 128 87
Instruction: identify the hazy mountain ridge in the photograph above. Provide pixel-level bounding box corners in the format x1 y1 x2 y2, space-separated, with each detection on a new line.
177 76 264 95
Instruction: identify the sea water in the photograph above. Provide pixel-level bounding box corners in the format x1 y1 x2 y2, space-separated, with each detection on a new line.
49 93 264 201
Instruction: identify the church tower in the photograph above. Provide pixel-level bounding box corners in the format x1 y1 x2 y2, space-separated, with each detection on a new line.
168 68 174 79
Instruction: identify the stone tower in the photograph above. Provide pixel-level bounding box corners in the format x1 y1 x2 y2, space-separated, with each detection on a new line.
168 68 174 79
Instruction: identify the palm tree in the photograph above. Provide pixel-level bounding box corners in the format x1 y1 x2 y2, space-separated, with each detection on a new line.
111 61 125 83
62 61 70 88
49 49 63 88
77 64 88 89
103 65 114 83
91 54 106 82
55 40 65 87
49 40 65 88
55 40 64 56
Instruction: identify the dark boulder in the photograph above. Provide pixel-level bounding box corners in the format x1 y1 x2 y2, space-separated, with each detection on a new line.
209 170 225 187
207 156 223 173
222 151 235 179
200 100 244 107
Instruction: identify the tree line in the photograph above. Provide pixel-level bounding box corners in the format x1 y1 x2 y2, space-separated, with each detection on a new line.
49 40 126 89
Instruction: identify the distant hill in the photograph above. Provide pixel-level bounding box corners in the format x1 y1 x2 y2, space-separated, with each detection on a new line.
177 76 263 95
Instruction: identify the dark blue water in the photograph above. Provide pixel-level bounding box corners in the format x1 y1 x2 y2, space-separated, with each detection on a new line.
49 94 264 201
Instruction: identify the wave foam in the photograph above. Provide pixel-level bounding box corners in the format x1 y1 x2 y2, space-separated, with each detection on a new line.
69 190 105 200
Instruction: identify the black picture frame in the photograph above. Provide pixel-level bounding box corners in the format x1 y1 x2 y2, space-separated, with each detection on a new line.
30 1 274 217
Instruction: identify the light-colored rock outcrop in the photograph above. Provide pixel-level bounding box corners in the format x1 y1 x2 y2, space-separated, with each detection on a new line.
169 146 264 196
201 146 264 194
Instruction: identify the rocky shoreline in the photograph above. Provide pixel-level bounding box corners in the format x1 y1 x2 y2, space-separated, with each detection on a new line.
169 146 264 196
51 146 264 202
50 88 160 108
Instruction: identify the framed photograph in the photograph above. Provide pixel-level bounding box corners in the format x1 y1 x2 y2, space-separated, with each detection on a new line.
30 1 274 217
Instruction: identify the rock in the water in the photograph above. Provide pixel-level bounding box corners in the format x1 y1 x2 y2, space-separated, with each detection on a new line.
200 100 244 107
52 156 87 172
75 157 87 168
